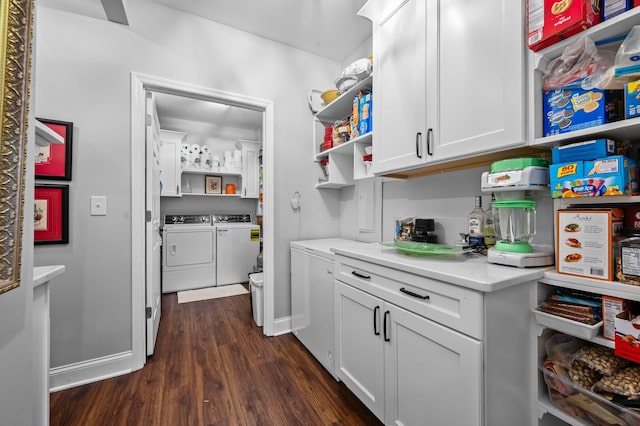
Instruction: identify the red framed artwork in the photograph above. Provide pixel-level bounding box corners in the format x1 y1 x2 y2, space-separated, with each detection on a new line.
35 118 73 180
34 185 69 245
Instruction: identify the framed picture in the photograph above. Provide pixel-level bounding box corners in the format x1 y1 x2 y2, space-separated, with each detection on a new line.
34 185 69 245
0 0 34 294
205 176 222 194
35 118 73 180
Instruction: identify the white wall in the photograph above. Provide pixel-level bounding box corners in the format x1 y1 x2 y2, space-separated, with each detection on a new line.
34 1 347 371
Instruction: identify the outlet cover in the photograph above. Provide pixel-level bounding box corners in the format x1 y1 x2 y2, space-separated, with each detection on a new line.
90 196 107 216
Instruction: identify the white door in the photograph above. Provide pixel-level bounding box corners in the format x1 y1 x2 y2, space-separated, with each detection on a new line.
145 91 162 356
385 303 482 426
334 281 385 421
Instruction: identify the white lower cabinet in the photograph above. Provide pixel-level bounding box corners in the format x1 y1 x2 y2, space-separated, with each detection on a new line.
334 253 536 425
335 280 481 425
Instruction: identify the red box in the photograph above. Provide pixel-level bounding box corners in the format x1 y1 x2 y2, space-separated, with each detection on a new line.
362 153 372 162
527 0 601 52
635 0 640 7
615 309 640 363
324 125 333 136
321 141 333 151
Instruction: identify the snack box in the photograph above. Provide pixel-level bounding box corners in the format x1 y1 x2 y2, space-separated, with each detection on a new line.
615 309 640 363
603 296 629 340
527 0 601 52
556 208 624 281
550 155 638 198
543 85 624 137
624 80 640 119
551 139 631 163
602 0 632 19
358 90 372 136
350 95 360 139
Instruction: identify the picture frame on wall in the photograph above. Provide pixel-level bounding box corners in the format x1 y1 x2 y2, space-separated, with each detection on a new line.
205 176 222 194
34 185 69 245
35 118 73 181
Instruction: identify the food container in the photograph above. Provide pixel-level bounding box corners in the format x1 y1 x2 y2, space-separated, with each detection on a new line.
540 366 640 425
320 89 339 105
334 76 358 94
533 309 602 339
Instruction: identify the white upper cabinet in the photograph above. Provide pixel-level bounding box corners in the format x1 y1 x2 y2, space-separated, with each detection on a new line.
159 130 186 197
236 140 261 199
361 0 527 175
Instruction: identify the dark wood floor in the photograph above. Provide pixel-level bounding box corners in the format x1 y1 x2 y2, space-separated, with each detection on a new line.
50 286 382 426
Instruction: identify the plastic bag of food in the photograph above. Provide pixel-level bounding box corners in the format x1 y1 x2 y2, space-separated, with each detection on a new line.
593 365 640 397
574 345 629 376
615 26 640 70
545 333 584 369
542 36 612 91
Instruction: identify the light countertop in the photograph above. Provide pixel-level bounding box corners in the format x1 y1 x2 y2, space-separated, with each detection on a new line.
333 244 551 293
33 265 65 287
290 238 377 261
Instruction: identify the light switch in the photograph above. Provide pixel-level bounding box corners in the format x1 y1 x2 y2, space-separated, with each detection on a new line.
90 196 107 216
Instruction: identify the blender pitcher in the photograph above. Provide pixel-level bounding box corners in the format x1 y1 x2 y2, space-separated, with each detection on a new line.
493 199 536 253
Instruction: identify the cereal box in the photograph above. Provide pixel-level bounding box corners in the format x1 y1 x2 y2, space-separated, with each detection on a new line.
556 208 624 281
358 90 372 136
625 80 640 118
602 0 632 19
543 84 624 136
527 0 601 52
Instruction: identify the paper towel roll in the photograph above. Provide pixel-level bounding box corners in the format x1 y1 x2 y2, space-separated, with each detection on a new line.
190 144 201 154
181 143 190 153
201 145 210 154
233 150 242 160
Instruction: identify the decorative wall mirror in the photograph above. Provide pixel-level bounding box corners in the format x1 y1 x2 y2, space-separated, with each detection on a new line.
0 0 34 294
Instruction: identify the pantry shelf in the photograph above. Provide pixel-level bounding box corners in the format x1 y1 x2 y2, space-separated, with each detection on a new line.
315 132 372 160
541 271 640 302
531 116 640 148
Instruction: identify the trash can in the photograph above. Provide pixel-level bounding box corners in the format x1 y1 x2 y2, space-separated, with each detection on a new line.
249 272 264 327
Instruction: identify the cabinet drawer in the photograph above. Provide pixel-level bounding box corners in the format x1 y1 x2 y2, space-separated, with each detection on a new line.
335 255 483 339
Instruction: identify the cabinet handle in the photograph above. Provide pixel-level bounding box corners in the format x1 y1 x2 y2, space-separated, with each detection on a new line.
400 287 430 300
383 310 390 342
351 271 371 280
427 128 433 156
373 305 380 336
176 185 180 194
415 132 422 159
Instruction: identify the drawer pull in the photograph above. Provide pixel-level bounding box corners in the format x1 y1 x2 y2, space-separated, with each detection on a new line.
373 305 380 336
400 287 430 300
383 310 391 342
351 271 371 280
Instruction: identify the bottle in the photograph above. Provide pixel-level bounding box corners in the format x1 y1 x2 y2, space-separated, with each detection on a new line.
468 196 486 247
483 194 497 247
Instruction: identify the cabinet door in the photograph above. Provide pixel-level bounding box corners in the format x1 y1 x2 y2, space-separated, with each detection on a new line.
335 280 385 421
241 145 260 198
159 139 181 197
370 0 428 175
385 303 482 426
429 0 525 162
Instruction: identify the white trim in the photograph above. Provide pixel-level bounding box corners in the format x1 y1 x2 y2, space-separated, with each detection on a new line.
49 351 133 392
271 316 292 336
130 72 277 372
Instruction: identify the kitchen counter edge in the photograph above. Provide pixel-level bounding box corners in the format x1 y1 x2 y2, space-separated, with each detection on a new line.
34 265 65 288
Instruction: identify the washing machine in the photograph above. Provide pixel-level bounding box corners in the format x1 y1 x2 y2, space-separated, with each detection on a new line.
213 214 260 286
162 214 216 293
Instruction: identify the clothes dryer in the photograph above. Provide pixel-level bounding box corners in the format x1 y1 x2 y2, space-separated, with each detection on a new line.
213 214 260 286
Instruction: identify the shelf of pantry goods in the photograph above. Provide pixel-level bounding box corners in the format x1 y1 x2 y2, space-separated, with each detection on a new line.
315 75 372 124
315 132 372 160
530 8 640 148
181 168 241 176
181 193 241 198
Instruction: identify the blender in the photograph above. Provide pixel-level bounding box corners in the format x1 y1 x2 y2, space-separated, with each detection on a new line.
481 158 555 268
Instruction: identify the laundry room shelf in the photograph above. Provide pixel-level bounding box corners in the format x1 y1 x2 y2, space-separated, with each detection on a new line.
181 193 242 198
181 168 241 177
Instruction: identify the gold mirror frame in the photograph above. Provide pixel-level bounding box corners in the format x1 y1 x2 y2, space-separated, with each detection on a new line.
0 0 33 294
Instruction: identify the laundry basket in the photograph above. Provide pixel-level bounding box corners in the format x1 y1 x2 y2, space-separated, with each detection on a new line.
249 273 264 327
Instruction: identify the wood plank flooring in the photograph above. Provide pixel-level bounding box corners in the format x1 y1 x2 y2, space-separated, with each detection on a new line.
50 286 382 426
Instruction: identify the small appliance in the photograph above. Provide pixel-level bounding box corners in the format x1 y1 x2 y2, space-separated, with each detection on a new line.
481 158 554 268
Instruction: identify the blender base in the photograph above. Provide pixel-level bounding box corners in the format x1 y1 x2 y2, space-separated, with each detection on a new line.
487 247 554 268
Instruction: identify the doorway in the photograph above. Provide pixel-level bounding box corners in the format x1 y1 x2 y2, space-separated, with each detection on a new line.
130 72 275 370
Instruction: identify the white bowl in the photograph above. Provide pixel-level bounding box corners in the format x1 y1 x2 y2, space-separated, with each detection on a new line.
334 76 358 94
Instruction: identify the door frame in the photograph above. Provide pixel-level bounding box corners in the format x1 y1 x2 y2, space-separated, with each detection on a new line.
130 72 275 369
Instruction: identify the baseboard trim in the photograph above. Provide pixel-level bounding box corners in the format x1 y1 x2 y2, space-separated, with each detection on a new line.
49 351 133 392
271 315 291 336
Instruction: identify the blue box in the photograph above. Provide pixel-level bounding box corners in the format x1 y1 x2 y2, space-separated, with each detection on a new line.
550 155 638 198
625 80 640 119
602 0 632 20
543 84 624 137
358 90 372 136
551 139 632 163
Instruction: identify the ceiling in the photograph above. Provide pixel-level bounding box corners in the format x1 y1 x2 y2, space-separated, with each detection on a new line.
38 0 371 132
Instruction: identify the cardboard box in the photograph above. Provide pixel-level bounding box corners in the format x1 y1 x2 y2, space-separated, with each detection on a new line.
625 80 640 118
615 309 640 363
358 90 372 136
549 155 638 198
543 85 624 137
350 95 360 139
528 0 601 52
603 296 627 340
551 139 631 163
602 0 632 19
556 208 624 280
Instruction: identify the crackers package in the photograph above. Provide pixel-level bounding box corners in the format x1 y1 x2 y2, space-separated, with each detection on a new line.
543 84 624 137
527 0 601 51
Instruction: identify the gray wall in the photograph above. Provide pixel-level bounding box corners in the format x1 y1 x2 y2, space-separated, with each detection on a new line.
34 1 348 369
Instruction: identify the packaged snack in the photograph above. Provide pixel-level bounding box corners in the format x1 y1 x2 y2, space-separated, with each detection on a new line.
574 345 630 375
